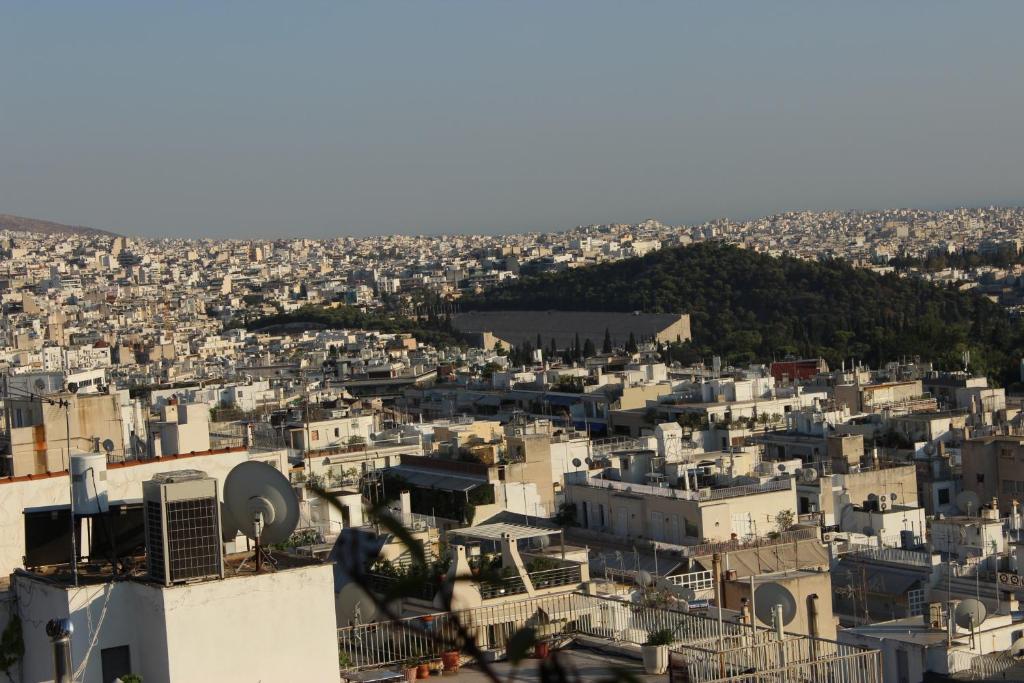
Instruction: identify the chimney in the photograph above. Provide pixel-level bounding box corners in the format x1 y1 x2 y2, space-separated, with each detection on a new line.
399 490 412 522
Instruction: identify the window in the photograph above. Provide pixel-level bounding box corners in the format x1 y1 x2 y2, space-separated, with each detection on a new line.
101 645 131 682
311 430 319 441
335 428 340 438
907 589 925 617
938 488 950 505
977 473 985 484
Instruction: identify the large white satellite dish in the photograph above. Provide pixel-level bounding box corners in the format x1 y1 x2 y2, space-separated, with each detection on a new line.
754 582 797 627
954 598 988 630
223 461 300 570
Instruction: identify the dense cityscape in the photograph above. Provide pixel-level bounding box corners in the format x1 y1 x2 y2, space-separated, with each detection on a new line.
9 1 1024 681
2 205 1024 681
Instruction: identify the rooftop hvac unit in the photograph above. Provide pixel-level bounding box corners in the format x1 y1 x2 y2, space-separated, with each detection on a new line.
143 470 224 586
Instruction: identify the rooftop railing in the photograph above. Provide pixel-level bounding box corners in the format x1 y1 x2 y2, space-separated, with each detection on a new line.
574 476 791 502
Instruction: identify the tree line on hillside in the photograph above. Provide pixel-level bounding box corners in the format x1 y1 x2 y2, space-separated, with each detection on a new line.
465 242 1024 384
888 244 1024 273
242 304 463 348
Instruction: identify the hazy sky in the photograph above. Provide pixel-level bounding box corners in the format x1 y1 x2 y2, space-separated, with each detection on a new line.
3 2 1023 238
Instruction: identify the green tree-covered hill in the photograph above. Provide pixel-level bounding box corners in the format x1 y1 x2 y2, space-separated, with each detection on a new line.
468 242 1023 382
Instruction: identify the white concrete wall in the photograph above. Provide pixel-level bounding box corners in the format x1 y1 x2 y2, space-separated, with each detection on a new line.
14 563 337 683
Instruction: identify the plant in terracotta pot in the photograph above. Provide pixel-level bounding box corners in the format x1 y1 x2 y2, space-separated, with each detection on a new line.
642 628 673 675
416 660 431 679
401 659 419 683
441 649 460 673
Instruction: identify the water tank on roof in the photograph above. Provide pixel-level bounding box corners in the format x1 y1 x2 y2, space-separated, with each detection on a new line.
70 451 109 514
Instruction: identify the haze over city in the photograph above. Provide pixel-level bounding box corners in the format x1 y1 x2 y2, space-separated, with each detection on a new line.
4 1 1024 237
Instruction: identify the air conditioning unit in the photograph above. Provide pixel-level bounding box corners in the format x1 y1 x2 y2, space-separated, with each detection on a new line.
822 532 837 543
143 470 224 586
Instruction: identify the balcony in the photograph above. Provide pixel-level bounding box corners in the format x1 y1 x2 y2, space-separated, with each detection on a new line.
336 592 882 682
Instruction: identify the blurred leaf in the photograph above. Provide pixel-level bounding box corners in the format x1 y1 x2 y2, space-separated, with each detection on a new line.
505 627 536 664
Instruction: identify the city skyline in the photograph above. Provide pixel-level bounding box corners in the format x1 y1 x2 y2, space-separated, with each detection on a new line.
4 2 1024 238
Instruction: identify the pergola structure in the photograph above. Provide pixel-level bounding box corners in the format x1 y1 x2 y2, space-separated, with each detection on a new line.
447 522 567 559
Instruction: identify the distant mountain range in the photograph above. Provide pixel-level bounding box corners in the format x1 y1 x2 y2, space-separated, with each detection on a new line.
0 213 117 237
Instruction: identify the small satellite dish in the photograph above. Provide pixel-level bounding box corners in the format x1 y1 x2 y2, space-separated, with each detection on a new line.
754 582 797 627
571 458 582 468
66 382 79 394
223 461 300 547
867 493 879 502
584 457 593 466
101 438 115 455
777 463 787 472
537 535 550 550
924 443 936 456
673 585 696 602
1010 636 1024 658
801 468 819 483
34 378 46 392
956 491 981 515
636 570 653 587
890 493 898 502
954 598 988 630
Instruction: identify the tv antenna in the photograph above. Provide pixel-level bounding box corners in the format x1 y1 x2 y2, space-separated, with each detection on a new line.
222 461 299 573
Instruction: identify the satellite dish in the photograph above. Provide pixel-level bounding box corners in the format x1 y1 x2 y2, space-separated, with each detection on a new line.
101 439 115 455
571 458 582 468
66 382 79 394
584 458 593 466
777 463 787 472
801 468 819 483
754 582 797 627
867 493 878 502
1010 636 1024 658
890 493 898 502
924 443 936 456
338 582 377 625
673 585 696 602
954 598 988 630
956 491 981 515
34 378 46 392
636 570 653 587
220 501 240 542
223 461 299 547
536 535 550 550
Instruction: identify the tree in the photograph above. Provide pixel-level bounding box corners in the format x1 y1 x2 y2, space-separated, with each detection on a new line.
775 509 795 534
602 327 613 354
549 337 558 357
574 332 582 360
626 332 638 353
582 338 596 358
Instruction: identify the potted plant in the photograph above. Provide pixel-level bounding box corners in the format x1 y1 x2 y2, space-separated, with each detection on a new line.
401 659 418 683
441 649 461 673
534 638 550 659
428 657 443 675
416 660 431 679
642 628 673 675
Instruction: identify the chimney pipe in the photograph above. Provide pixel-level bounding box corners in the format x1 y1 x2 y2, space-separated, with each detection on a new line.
46 618 73 683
